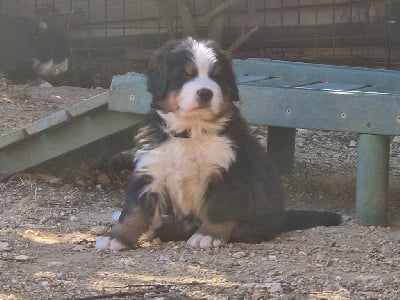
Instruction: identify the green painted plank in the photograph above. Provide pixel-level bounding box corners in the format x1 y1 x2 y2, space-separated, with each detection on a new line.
67 91 109 117
233 59 400 94
109 73 151 114
236 74 270 83
256 78 320 88
25 110 70 135
238 84 400 135
0 92 109 149
0 128 28 148
359 84 400 95
298 82 367 91
0 108 144 176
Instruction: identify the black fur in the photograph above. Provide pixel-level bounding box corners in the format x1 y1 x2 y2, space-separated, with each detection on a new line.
99 38 341 250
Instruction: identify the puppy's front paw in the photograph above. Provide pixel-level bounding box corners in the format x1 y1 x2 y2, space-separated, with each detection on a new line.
187 233 224 248
95 236 129 251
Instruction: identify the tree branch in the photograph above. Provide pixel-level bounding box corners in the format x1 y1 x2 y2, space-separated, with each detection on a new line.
153 0 176 39
228 0 258 53
228 25 258 53
176 0 197 37
198 0 241 25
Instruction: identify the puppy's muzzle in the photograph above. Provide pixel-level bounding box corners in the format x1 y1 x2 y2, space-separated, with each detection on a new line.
197 88 213 107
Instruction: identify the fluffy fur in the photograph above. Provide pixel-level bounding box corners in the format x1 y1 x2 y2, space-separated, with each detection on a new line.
96 37 342 250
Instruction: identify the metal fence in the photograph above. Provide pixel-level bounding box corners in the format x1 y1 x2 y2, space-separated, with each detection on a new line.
2 0 398 87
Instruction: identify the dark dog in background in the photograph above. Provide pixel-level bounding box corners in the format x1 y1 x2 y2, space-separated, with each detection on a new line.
0 14 69 86
96 37 342 251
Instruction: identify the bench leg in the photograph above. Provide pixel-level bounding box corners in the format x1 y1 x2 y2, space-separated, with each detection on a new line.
267 126 296 175
356 134 389 226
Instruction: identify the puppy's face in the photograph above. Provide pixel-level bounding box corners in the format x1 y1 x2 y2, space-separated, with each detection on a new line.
147 38 239 121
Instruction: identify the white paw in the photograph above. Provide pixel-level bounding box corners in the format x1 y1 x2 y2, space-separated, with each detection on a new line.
187 233 223 248
38 81 53 87
111 211 121 222
95 236 128 251
340 214 353 223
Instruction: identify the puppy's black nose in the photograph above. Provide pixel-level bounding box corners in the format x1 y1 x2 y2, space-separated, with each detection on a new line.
197 88 213 103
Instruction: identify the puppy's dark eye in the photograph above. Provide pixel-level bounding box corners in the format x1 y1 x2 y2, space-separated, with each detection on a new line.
185 63 197 77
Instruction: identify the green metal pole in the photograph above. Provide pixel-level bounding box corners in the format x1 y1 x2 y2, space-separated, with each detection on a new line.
356 134 390 226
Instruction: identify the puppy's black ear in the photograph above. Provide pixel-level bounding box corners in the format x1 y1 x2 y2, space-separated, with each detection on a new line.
218 49 240 102
206 40 240 102
147 39 183 109
146 50 168 109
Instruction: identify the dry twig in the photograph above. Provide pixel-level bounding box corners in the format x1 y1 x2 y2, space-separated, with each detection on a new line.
73 282 204 300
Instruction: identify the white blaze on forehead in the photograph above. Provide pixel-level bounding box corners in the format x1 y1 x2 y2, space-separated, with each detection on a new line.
190 40 216 77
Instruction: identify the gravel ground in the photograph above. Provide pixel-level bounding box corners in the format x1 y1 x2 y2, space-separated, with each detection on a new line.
0 86 399 300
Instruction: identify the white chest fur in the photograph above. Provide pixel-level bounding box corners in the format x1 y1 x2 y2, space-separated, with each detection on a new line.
135 134 235 216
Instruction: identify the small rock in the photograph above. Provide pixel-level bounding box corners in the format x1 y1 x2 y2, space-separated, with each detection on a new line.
269 282 283 293
48 177 63 186
315 253 325 262
75 179 86 188
349 140 357 147
98 173 111 187
72 245 85 251
70 215 79 222
243 283 256 289
232 251 247 259
14 255 33 262
252 288 267 300
268 255 277 261
0 241 12 252
90 225 108 235
41 281 49 287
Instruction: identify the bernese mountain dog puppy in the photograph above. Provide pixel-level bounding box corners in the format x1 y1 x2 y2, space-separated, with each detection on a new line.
96 37 342 251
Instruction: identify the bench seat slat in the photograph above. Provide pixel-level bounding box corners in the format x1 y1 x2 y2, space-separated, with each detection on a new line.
297 82 368 92
234 59 400 94
238 84 400 136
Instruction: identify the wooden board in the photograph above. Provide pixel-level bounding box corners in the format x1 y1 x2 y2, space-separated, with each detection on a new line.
0 92 143 177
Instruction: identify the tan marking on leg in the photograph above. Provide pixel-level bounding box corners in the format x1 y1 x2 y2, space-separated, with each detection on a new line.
107 204 153 249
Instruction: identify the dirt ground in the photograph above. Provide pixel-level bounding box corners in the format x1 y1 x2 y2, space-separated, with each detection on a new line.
0 85 399 300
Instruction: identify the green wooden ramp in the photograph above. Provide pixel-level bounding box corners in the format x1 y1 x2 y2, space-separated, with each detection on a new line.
0 78 146 177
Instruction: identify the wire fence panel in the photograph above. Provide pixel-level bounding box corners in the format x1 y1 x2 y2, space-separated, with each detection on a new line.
1 0 398 87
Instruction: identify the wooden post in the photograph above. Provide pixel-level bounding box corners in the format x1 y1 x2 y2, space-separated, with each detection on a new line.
267 126 296 175
356 134 389 226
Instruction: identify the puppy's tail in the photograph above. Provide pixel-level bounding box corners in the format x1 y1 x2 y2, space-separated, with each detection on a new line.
283 210 343 232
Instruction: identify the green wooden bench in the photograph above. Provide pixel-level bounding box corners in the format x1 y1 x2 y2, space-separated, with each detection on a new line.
109 59 400 227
